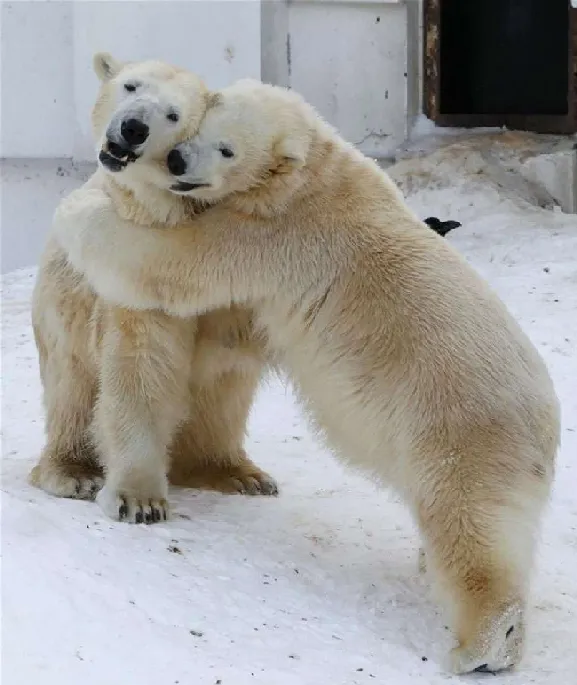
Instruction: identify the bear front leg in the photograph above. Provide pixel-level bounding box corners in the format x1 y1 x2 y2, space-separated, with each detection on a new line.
29 322 103 500
92 307 194 523
169 362 278 496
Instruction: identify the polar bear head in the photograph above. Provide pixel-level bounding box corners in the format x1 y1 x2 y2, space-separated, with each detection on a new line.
91 52 210 190
165 79 317 204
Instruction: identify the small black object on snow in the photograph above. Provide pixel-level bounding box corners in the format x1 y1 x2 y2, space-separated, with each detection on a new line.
423 217 462 237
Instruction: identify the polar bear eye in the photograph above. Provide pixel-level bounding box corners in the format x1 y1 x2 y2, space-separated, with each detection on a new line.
124 83 139 93
166 111 179 123
219 146 234 159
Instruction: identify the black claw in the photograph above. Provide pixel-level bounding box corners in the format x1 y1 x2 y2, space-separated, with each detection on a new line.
154 508 161 522
163 509 167 521
119 500 129 520
135 508 144 524
506 625 514 638
260 479 279 496
145 510 153 524
473 664 494 674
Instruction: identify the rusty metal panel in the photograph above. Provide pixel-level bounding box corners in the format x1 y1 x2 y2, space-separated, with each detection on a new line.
569 5 577 125
422 0 440 121
423 0 577 134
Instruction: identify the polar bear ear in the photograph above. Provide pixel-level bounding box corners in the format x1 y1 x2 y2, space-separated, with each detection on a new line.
206 92 223 109
273 135 308 173
93 52 123 82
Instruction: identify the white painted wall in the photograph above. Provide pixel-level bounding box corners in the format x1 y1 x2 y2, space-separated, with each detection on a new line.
1 0 420 161
1 1 75 158
0 0 422 272
1 0 262 161
0 0 262 272
263 0 421 158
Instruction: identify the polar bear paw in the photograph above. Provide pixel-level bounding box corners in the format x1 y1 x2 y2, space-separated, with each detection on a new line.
170 458 279 496
447 603 525 674
96 484 170 524
29 459 104 500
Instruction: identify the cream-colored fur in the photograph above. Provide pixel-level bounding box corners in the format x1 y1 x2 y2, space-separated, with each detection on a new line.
29 58 277 523
53 79 560 674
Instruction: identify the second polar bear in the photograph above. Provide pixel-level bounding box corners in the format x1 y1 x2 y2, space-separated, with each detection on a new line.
53 80 559 674
30 57 277 523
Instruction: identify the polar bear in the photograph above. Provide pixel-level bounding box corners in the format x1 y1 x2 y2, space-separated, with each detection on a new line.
53 79 559 674
29 57 278 523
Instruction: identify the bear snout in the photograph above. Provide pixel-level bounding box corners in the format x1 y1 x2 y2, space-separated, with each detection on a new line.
120 118 149 147
167 149 187 176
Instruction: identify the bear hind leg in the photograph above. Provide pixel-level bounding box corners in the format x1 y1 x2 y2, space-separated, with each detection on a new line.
169 366 278 496
29 354 102 500
414 448 551 674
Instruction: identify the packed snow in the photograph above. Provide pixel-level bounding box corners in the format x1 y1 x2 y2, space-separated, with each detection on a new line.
2 131 576 685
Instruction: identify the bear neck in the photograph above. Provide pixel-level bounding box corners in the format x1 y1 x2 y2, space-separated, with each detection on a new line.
102 174 201 227
228 124 357 219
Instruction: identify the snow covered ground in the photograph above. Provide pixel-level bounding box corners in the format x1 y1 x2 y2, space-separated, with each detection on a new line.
2 132 576 685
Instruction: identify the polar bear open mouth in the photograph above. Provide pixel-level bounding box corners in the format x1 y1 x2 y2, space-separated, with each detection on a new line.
99 146 139 173
170 181 211 193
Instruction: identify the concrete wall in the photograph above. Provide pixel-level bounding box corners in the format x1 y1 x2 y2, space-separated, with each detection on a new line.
2 0 420 160
1 1 76 159
0 0 263 272
263 0 422 158
1 0 262 161
1 0 422 272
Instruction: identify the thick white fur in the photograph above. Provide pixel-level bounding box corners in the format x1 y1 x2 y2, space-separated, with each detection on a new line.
54 80 560 673
29 59 277 524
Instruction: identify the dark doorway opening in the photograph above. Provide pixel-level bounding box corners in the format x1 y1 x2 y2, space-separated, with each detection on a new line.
424 0 577 133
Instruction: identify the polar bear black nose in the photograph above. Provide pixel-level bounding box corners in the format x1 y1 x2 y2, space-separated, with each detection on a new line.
167 149 187 176
120 118 149 146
